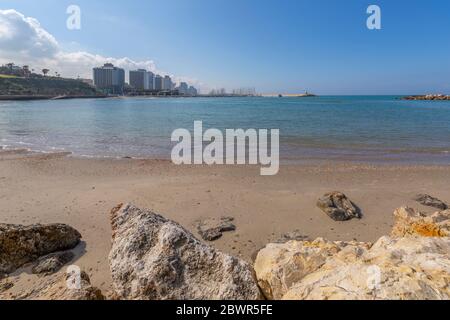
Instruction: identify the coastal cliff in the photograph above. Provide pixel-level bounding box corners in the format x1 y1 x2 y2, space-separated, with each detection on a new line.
0 77 105 100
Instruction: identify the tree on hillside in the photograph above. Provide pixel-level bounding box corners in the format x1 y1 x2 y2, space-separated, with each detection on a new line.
22 65 30 77
42 69 50 76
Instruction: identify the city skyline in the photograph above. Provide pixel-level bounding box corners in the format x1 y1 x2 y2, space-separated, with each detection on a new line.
1 1 450 94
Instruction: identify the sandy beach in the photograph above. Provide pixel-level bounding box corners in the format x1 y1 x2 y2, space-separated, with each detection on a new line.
1 149 450 297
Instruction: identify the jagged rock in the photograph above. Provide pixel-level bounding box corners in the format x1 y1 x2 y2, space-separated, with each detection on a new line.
283 236 450 300
10 270 104 300
317 192 361 221
32 251 75 275
196 216 236 241
254 238 370 299
413 194 448 210
0 223 81 274
391 207 450 237
109 204 262 300
255 207 450 300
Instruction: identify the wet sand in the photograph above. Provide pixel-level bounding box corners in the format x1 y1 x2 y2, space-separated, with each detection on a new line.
1 150 450 297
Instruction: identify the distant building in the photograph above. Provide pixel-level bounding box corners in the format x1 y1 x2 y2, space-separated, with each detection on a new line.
93 63 125 94
188 86 198 96
178 82 189 95
129 69 156 90
147 71 155 90
154 75 163 91
130 69 148 90
175 82 198 96
162 75 172 91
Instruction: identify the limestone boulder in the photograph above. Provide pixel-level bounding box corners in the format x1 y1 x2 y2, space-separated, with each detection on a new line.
317 192 361 221
254 238 370 299
0 223 81 274
31 251 75 276
255 206 450 300
413 194 448 210
109 203 262 300
283 236 450 300
391 207 450 238
196 216 236 241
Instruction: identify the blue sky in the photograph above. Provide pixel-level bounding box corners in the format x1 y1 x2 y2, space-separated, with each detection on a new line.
1 0 450 94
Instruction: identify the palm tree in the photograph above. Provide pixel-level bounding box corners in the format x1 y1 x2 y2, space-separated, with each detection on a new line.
42 69 50 76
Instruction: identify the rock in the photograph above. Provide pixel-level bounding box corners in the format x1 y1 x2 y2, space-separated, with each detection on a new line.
413 194 448 210
317 192 361 221
254 238 370 299
109 204 262 300
275 230 309 243
282 236 450 300
196 216 236 241
0 281 14 293
402 94 450 101
32 251 75 275
11 270 104 300
0 223 81 274
391 207 450 238
255 207 450 300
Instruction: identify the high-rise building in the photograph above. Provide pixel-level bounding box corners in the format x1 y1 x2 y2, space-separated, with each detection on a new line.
147 71 155 90
129 69 147 90
129 69 155 90
188 86 198 96
93 63 125 94
154 75 163 91
163 75 172 91
177 82 188 95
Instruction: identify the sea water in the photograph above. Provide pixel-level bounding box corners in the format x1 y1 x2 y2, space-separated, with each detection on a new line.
1 96 450 164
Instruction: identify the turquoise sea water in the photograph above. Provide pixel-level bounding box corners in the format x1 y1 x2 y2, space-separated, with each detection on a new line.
1 96 450 164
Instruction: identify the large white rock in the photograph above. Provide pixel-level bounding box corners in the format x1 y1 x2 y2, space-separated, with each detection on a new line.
255 207 450 300
109 204 262 300
254 238 370 300
283 236 450 300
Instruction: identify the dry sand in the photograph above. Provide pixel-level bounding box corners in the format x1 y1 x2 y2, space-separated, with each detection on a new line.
1 150 450 296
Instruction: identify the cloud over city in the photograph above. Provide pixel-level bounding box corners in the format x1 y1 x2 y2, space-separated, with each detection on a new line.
0 9 203 90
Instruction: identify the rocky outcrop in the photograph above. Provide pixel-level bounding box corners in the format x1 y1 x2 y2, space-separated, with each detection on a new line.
255 207 450 300
109 204 262 300
282 236 450 300
7 270 104 300
413 194 448 210
32 251 75 276
196 216 236 241
391 207 450 238
0 223 81 274
403 94 450 101
254 238 369 299
317 192 361 221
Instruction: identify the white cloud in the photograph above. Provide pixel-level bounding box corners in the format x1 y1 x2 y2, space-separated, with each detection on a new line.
0 9 205 91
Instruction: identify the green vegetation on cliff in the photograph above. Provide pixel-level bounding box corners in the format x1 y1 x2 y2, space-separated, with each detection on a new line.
0 77 102 97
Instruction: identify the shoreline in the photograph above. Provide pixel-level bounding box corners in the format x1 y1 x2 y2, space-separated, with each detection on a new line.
1 149 450 297
1 144 450 167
